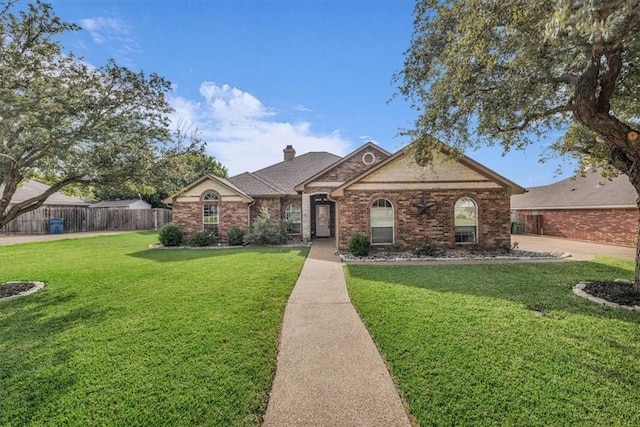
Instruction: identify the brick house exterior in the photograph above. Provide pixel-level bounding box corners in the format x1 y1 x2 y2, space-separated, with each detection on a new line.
165 142 524 250
511 170 639 247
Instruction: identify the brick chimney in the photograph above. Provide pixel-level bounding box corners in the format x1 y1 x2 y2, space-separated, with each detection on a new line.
283 145 296 161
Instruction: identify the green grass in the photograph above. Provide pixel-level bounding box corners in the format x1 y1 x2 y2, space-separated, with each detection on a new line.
0 232 308 426
345 258 640 426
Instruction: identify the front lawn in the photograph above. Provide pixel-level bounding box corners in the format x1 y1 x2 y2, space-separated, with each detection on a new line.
345 259 640 426
0 233 308 426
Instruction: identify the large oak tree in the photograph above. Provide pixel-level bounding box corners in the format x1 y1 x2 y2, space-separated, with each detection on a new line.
0 1 196 227
396 0 640 284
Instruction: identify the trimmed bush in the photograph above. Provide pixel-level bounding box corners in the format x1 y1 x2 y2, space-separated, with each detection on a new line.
415 243 442 257
243 208 289 246
348 233 371 257
189 230 217 247
158 223 183 247
227 227 245 246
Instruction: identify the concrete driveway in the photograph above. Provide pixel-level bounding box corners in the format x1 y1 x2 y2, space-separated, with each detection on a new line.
512 234 635 261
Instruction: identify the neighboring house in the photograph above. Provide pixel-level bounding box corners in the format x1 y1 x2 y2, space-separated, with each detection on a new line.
165 142 525 250
511 169 638 246
90 199 152 210
2 180 93 207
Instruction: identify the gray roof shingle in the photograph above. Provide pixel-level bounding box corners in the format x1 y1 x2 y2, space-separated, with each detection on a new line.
229 151 342 196
2 180 93 206
511 169 637 209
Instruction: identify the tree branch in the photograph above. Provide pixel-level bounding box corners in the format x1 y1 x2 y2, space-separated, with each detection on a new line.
497 104 574 132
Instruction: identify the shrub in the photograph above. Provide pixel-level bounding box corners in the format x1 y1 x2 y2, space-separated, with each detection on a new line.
243 208 289 246
158 223 183 247
348 233 371 257
189 230 217 247
227 227 245 246
415 243 442 257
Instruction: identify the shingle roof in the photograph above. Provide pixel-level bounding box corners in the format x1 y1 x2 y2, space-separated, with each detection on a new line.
2 180 93 206
90 199 151 208
229 151 342 196
511 169 637 209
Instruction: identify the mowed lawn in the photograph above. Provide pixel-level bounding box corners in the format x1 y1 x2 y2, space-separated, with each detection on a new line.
345 259 640 426
0 233 308 426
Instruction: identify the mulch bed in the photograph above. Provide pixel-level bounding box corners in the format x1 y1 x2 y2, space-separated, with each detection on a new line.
0 282 37 299
584 281 640 307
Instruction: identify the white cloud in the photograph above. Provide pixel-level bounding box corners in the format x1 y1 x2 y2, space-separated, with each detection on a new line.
170 82 352 175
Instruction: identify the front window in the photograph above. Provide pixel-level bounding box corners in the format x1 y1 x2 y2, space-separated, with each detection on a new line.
455 197 477 243
285 204 301 234
203 191 219 236
371 199 394 244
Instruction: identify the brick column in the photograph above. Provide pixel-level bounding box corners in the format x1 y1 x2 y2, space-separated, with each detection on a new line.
302 193 311 241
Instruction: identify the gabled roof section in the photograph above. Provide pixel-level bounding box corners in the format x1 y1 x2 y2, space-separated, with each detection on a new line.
511 169 637 209
330 144 525 197
2 180 93 206
231 151 342 196
163 174 253 205
294 142 391 192
227 172 285 196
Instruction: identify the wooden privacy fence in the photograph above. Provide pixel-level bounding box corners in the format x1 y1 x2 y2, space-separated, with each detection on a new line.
1 207 172 235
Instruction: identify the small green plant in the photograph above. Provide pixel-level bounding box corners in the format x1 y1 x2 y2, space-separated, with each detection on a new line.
415 243 442 257
189 230 217 247
348 233 371 257
243 207 289 246
498 242 512 254
158 223 183 247
227 227 245 246
512 241 519 250
390 243 405 252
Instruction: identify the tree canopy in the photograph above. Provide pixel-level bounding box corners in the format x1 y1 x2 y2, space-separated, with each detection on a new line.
396 0 640 282
0 1 205 226
396 0 639 173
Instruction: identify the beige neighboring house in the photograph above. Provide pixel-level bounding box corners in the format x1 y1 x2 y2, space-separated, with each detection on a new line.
165 142 525 250
511 169 638 247
2 180 93 208
90 199 152 210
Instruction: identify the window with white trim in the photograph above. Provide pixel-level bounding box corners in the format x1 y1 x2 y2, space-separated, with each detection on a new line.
454 197 477 243
371 199 394 244
203 191 219 236
285 204 301 234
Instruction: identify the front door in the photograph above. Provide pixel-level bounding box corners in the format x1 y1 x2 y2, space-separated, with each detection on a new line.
316 204 330 237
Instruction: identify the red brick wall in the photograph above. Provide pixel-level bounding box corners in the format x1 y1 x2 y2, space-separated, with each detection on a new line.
172 201 249 242
515 208 638 247
314 147 388 183
337 188 511 250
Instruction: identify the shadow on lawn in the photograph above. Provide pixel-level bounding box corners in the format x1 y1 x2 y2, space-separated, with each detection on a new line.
127 246 309 263
346 260 640 323
0 293 114 424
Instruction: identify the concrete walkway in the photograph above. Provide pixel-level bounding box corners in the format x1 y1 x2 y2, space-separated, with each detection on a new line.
262 238 411 427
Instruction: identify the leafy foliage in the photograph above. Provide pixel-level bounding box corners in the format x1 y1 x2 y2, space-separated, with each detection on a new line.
227 227 245 246
415 242 442 257
397 0 640 284
158 223 183 247
189 230 217 247
0 1 203 225
243 208 289 246
347 233 371 257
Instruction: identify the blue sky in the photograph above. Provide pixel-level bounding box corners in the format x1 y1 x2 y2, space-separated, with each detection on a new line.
51 0 574 187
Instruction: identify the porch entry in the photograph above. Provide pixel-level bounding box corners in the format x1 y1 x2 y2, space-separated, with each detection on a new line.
316 204 330 237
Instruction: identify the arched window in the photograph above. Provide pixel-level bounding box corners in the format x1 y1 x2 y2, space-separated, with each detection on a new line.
454 197 477 243
371 199 394 244
202 191 219 236
285 204 301 235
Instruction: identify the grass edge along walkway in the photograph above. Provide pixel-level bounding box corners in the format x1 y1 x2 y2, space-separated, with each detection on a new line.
345 258 640 426
0 232 307 426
